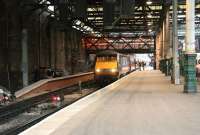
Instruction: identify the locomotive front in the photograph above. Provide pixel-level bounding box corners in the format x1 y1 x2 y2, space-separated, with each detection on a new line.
95 52 119 81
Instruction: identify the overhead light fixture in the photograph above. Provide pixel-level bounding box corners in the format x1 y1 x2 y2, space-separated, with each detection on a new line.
146 0 152 5
75 20 81 25
86 27 91 31
147 22 152 26
72 20 101 36
46 1 51 4
48 6 54 12
83 26 87 29
147 13 152 18
148 29 152 32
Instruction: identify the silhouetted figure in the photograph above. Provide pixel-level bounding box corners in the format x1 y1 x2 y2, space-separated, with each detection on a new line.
196 59 200 78
141 61 145 71
139 62 142 71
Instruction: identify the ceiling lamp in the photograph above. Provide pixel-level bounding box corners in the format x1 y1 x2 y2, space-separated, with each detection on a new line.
146 0 152 5
83 26 88 29
75 20 81 25
147 13 152 18
148 22 152 26
86 27 91 31
48 6 54 12
72 26 77 29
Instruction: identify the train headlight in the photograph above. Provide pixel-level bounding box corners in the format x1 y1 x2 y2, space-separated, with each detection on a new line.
95 69 101 72
111 68 117 73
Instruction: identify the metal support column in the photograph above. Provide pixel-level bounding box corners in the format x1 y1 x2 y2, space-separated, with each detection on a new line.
166 9 171 76
172 0 180 84
154 36 156 70
22 29 28 87
162 19 165 58
166 9 172 58
184 0 197 93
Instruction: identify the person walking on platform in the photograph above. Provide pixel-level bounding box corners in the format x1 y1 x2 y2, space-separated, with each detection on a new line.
139 61 145 71
141 61 145 71
196 59 200 80
139 62 142 71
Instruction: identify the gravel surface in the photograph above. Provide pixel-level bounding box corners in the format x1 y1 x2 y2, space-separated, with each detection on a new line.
0 111 40 133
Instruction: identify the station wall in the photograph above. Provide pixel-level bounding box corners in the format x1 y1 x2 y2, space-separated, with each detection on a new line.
0 0 88 93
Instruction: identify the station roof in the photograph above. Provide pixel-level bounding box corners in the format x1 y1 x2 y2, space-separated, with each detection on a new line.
87 0 166 34
16 0 200 37
84 0 200 37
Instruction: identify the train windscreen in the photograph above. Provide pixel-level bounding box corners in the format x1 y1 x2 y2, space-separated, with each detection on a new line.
96 56 117 62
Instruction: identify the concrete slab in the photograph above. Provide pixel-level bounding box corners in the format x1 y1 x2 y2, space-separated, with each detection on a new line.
15 72 93 100
21 70 200 135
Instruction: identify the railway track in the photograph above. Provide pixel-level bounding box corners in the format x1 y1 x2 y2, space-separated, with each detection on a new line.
0 88 74 123
0 70 136 134
0 72 95 134
1 87 97 135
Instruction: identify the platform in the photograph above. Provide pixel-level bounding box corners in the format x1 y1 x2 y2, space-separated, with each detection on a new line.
15 72 94 100
20 70 200 135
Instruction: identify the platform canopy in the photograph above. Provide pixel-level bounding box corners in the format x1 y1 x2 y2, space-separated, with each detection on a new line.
85 0 200 36
17 0 200 53
19 0 200 36
87 0 168 36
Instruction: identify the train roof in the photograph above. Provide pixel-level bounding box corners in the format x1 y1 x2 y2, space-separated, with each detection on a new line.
96 50 129 57
96 50 118 56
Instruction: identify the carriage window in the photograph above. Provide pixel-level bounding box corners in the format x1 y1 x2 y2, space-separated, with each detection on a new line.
97 56 117 62
121 57 128 66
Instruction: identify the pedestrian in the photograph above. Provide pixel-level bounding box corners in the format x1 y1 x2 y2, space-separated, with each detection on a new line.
196 59 200 79
141 61 145 70
139 62 142 71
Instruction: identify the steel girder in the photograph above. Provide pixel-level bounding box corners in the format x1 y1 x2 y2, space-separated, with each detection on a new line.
83 36 155 54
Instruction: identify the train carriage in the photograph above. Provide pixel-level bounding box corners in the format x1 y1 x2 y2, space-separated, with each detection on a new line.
94 51 133 82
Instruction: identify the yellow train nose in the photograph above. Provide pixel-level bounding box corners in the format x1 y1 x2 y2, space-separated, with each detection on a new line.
95 68 117 73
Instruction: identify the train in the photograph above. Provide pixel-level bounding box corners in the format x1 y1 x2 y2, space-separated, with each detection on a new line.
94 50 136 83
